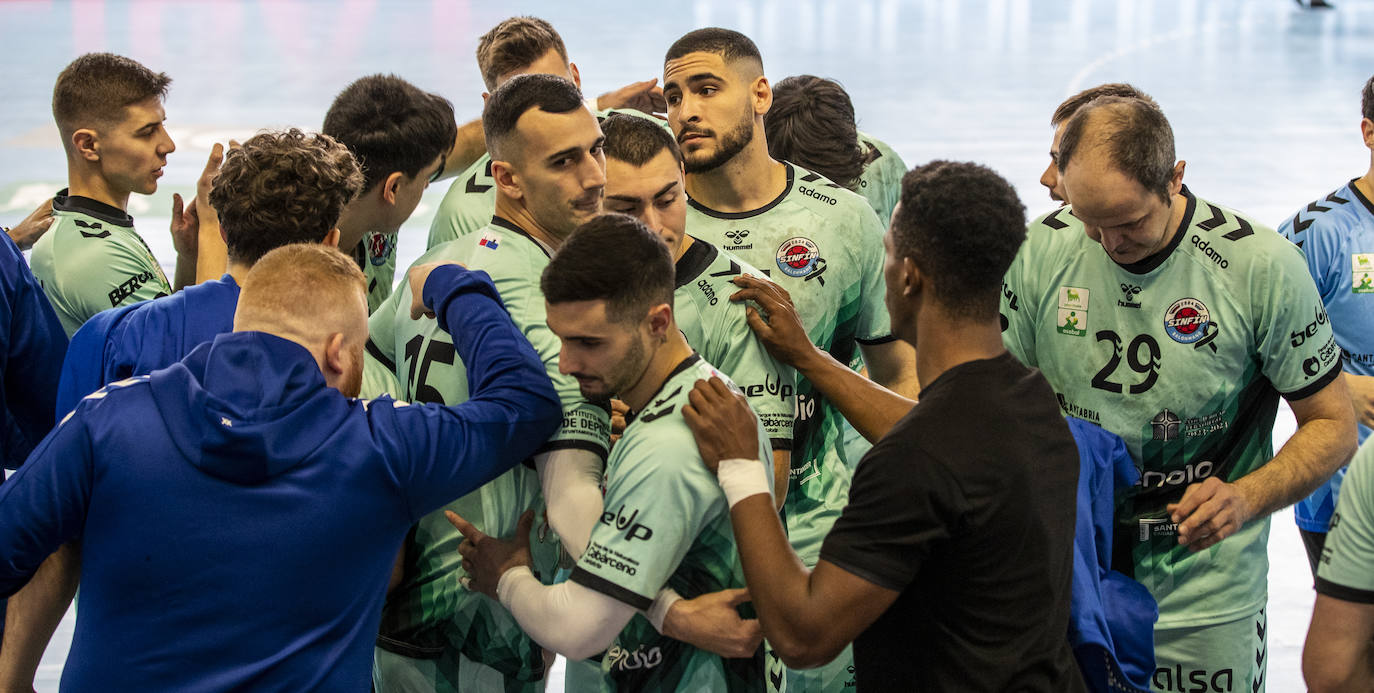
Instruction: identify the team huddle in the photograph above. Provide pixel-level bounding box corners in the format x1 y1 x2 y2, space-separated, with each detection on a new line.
1 15 1373 693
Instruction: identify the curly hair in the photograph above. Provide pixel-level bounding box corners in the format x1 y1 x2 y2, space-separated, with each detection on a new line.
209 129 364 265
893 160 1026 320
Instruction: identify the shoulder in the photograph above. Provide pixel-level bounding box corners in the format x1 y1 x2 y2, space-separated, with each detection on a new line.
1281 185 1370 248
62 374 154 423
790 165 879 222
1185 195 1305 276
1019 206 1093 265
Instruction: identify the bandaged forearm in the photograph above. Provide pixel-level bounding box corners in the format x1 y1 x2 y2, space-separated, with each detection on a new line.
717 458 772 508
496 566 635 660
535 448 604 559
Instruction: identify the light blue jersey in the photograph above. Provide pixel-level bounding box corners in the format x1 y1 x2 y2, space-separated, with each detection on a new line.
1279 179 1374 532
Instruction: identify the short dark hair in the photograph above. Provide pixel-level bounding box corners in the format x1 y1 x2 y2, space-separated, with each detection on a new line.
892 161 1025 320
601 113 682 167
542 214 674 324
1050 83 1156 126
322 74 456 192
1057 96 1176 202
1363 74 1374 121
209 129 364 265
476 16 570 92
664 27 763 70
52 53 171 135
765 75 864 190
483 73 586 159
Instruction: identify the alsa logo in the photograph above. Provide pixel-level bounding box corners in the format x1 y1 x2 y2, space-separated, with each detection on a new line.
605 644 663 672
1140 460 1215 490
1290 305 1330 347
743 373 795 403
600 504 653 542
1152 665 1235 692
799 185 838 206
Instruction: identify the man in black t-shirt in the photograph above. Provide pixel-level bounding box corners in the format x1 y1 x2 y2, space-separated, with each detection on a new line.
683 160 1086 691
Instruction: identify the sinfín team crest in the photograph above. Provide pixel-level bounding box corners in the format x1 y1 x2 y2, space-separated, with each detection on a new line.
1163 298 1211 344
775 237 820 277
367 232 395 266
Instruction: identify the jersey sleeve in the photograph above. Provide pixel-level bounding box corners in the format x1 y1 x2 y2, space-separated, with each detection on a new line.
1252 240 1342 400
819 434 962 592
57 233 171 327
1000 231 1040 368
569 431 722 609
427 158 496 251
1317 440 1374 601
853 204 894 344
1278 207 1342 302
2 236 67 465
712 313 795 451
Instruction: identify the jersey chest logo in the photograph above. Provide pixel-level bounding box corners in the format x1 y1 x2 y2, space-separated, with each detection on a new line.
478 231 501 250
723 229 753 251
1354 253 1374 293
366 233 394 266
1056 286 1089 337
1163 298 1215 348
775 237 821 278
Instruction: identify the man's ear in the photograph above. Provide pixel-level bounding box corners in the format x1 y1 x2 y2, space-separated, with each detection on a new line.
646 302 672 339
323 332 347 376
322 228 341 248
72 129 100 162
381 171 404 205
569 61 583 91
901 257 922 298
752 76 772 117
491 159 523 201
1167 160 1187 195
1362 118 1374 149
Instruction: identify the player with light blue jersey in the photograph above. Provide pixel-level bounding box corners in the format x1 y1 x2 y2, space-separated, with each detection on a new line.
1003 95 1356 693
1278 75 1374 575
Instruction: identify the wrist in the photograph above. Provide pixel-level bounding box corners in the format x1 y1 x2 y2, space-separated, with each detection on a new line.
648 587 684 634
717 458 771 508
496 564 536 609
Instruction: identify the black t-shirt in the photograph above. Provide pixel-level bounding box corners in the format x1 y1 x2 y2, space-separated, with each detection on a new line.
819 352 1086 692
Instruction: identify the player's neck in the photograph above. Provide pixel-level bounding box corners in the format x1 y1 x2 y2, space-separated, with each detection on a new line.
910 306 1006 392
494 195 567 251
620 329 694 412
225 260 251 286
335 199 383 253
674 234 694 262
684 139 786 214
1356 164 1374 201
68 165 130 211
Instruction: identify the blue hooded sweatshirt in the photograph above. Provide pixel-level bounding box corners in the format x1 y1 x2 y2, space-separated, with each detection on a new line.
0 265 559 691
0 233 66 468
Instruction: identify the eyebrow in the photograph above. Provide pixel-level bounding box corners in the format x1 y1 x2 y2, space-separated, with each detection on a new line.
665 71 724 92
653 181 678 198
605 194 642 204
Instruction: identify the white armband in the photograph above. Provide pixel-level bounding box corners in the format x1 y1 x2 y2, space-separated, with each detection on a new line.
717 458 772 509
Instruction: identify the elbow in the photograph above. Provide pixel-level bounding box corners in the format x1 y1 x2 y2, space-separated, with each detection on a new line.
768 631 846 671
558 629 618 662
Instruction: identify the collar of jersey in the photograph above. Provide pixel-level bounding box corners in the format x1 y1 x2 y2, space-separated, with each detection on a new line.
1347 178 1374 219
674 236 718 289
53 188 135 228
686 163 795 220
626 352 703 422
489 215 553 258
1114 184 1198 276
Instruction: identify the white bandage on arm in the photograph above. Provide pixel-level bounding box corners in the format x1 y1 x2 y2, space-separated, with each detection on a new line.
535 448 604 559
497 566 636 661
717 458 773 508
646 586 684 633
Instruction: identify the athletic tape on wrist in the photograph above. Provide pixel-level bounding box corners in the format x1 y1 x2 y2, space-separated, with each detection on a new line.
496 565 536 609
646 587 683 633
717 457 771 509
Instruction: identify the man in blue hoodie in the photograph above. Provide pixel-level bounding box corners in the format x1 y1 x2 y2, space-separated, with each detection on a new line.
0 244 560 691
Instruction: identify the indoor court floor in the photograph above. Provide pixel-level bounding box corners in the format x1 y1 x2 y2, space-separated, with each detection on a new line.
2 0 1373 690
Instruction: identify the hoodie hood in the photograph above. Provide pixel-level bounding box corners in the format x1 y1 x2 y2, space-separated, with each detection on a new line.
149 331 353 485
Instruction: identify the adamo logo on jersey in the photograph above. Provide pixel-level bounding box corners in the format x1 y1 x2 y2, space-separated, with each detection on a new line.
776 237 821 277
1164 298 1211 344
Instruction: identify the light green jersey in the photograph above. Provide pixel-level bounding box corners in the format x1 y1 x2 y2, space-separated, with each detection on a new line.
1318 438 1374 598
368 217 610 683
674 237 795 451
572 355 771 692
31 190 171 337
1001 188 1341 628
854 131 905 228
357 230 399 314
686 163 892 567
427 108 667 250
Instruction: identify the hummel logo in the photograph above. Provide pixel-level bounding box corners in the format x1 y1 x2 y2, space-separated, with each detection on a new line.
725 229 749 243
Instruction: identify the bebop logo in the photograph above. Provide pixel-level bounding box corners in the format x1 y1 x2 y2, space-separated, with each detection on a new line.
1141 460 1215 489
601 504 654 542
799 185 838 206
1290 305 1331 347
606 645 663 672
744 373 795 402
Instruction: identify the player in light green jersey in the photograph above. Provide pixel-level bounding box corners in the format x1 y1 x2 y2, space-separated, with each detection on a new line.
600 112 793 505
1303 438 1374 690
31 53 211 337
662 27 917 693
451 215 772 692
1002 95 1356 693
322 75 455 313
428 16 667 251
